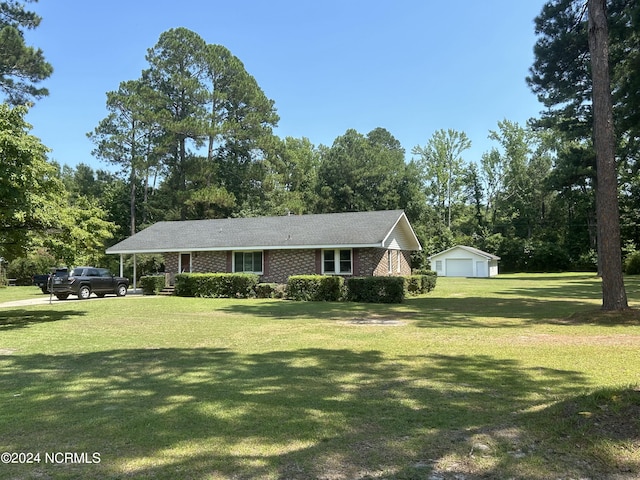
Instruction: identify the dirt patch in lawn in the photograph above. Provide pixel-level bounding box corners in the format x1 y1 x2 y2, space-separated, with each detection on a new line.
340 315 407 326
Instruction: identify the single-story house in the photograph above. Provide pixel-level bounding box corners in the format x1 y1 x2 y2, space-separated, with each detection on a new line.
428 245 500 277
106 210 422 287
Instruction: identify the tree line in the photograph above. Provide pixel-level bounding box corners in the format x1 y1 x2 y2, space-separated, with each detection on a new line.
1 1 640 301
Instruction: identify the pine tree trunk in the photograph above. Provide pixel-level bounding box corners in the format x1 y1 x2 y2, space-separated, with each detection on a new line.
588 0 628 310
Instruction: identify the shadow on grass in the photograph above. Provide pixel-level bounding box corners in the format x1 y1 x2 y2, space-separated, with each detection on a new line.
217 295 598 329
518 387 640 476
494 275 603 300
0 347 612 479
0 309 85 330
217 275 638 328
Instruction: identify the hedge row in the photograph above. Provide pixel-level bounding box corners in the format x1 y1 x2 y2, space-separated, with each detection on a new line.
175 273 259 298
156 271 437 303
405 271 437 295
287 272 437 303
287 275 344 301
140 275 166 295
345 277 406 303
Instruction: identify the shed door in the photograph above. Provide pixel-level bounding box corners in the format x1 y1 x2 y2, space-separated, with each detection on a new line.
445 258 473 277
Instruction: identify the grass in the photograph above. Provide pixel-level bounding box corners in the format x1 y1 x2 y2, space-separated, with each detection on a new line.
0 285 46 303
0 273 639 479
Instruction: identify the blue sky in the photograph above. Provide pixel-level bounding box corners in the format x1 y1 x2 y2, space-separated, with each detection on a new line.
23 0 548 171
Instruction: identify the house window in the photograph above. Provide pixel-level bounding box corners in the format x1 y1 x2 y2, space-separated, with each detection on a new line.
323 249 352 275
397 250 402 273
435 260 443 272
387 251 393 274
234 251 263 274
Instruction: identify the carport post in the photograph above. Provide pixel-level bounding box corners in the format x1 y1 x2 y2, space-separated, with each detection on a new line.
119 254 124 278
133 253 137 293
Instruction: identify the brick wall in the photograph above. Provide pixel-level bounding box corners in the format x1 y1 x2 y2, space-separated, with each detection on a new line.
165 252 178 274
357 248 412 277
192 251 227 273
164 247 412 284
262 249 317 284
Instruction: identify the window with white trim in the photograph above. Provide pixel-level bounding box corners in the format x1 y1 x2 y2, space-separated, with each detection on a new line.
323 249 352 275
234 251 263 274
397 250 402 273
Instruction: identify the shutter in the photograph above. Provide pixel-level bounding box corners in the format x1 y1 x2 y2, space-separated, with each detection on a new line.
226 251 233 272
315 249 322 274
352 248 360 276
263 250 269 277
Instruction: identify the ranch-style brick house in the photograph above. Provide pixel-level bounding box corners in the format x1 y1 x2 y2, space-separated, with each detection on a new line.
106 210 422 286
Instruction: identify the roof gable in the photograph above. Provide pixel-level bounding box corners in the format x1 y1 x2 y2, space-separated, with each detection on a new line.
106 210 422 254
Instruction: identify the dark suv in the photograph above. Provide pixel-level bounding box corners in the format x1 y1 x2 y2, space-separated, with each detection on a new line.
49 267 129 300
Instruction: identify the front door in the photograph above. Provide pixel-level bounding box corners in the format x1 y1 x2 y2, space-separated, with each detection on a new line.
180 253 192 273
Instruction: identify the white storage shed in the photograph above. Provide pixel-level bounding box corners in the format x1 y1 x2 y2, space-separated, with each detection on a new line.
428 245 500 278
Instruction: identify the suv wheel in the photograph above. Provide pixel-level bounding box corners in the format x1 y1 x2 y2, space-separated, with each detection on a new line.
116 284 127 297
78 285 91 300
55 294 69 300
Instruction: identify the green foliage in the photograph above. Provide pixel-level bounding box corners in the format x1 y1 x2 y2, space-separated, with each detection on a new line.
498 237 572 273
0 0 52 104
0 104 67 258
141 28 279 220
175 273 259 298
624 251 640 275
412 128 472 228
286 275 344 302
140 275 166 295
6 250 56 285
255 283 286 299
345 276 406 304
174 273 194 297
43 195 116 266
316 128 415 213
405 271 437 295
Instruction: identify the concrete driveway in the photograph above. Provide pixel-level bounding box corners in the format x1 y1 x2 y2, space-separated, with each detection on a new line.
0 292 144 308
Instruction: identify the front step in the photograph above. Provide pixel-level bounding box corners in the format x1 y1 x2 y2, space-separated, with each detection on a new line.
158 286 175 296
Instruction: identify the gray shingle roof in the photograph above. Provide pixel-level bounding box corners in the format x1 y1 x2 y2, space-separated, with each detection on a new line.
106 210 422 254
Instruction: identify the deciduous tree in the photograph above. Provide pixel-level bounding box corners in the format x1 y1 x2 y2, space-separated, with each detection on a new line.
412 129 471 228
0 104 64 258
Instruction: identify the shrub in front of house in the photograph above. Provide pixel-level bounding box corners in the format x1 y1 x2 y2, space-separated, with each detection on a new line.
405 270 437 295
255 283 287 299
404 276 423 295
345 276 406 303
175 273 259 298
174 274 194 297
140 275 166 295
287 275 343 301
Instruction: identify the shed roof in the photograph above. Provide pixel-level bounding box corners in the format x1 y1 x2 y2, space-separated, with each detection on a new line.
427 245 500 261
106 210 422 255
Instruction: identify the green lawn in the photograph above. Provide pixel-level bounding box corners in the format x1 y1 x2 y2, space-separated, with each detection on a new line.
1 273 639 479
0 285 46 303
